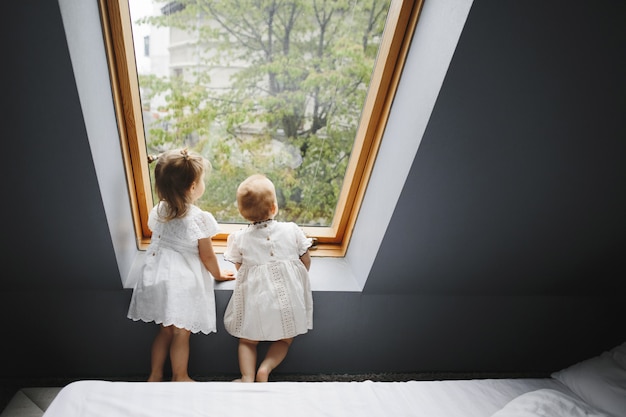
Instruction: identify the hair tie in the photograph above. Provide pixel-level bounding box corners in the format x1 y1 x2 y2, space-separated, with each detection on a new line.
180 148 189 160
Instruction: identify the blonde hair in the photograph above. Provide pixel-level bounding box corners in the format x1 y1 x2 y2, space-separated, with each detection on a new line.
154 148 210 220
237 174 277 222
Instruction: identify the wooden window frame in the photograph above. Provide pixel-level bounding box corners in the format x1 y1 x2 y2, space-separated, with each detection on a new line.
98 0 423 256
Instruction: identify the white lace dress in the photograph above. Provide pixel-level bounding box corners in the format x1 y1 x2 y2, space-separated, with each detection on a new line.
127 203 219 334
223 220 313 341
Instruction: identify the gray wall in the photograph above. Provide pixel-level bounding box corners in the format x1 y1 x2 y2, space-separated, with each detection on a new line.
1 0 624 379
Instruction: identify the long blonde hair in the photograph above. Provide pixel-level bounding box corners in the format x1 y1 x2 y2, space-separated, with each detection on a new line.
154 148 210 220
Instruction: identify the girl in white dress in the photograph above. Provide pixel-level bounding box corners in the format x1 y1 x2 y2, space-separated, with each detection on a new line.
224 174 313 382
128 148 234 382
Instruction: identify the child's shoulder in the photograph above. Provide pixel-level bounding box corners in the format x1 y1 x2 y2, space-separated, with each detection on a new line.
188 205 217 224
276 220 303 231
185 205 219 238
274 221 309 238
275 220 297 227
148 202 166 230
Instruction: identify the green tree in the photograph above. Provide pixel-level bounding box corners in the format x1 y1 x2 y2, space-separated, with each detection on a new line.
138 0 390 225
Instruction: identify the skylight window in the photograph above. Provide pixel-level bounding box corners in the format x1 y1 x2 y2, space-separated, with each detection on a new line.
99 0 422 256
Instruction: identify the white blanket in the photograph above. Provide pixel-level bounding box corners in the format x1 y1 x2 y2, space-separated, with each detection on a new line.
42 378 572 417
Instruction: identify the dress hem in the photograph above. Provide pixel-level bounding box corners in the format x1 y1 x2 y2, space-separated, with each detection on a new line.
224 328 311 341
128 316 217 335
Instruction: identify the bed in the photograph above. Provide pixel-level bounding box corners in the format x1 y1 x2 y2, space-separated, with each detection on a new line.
4 342 625 417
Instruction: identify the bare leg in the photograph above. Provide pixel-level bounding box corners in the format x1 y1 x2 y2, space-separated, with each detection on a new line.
256 338 293 382
170 326 194 382
237 339 258 382
148 325 173 382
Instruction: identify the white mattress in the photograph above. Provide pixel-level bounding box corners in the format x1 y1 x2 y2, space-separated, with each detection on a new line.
41 378 571 417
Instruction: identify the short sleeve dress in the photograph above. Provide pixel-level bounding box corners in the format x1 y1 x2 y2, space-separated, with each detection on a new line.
223 220 313 341
127 202 219 334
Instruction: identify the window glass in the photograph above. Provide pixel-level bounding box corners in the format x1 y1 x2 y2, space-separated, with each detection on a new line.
103 0 421 253
131 0 390 227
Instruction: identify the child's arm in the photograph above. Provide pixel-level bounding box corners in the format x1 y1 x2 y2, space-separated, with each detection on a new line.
198 237 235 281
300 250 311 271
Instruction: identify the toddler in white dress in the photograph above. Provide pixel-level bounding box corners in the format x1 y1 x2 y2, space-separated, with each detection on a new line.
224 174 313 382
128 148 234 382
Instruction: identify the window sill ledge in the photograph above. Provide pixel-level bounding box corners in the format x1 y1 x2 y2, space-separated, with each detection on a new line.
124 251 363 292
139 237 347 257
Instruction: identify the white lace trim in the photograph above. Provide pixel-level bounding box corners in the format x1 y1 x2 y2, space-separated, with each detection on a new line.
269 263 296 337
128 315 216 335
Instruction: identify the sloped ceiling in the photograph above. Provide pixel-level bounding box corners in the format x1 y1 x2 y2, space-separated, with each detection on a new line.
364 0 626 295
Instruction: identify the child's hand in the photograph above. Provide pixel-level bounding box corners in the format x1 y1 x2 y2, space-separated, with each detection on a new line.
216 270 235 281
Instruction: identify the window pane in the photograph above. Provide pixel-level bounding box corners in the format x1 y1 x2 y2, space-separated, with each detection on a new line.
129 0 391 227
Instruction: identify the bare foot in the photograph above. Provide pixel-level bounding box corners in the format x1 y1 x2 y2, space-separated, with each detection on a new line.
256 366 270 382
233 376 255 382
171 376 196 382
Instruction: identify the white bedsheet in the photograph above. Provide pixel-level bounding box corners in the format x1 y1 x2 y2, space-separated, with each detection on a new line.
42 378 571 417
491 389 610 417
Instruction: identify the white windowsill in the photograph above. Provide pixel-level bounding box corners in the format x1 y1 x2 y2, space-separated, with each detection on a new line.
124 252 362 292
